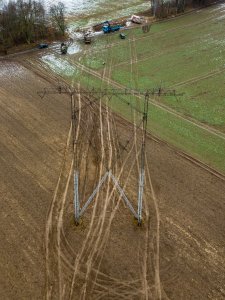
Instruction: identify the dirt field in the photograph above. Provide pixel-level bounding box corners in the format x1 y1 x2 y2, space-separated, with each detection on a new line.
0 60 70 299
0 59 225 300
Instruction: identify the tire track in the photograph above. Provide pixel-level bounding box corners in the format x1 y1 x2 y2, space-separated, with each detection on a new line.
67 58 225 142
57 158 74 299
80 97 114 299
77 56 116 298
56 84 83 299
79 52 129 297
171 66 225 88
68 89 107 299
145 154 162 300
45 122 72 300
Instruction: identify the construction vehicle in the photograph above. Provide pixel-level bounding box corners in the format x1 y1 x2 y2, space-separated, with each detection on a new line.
84 32 91 44
102 21 122 33
60 42 68 54
60 39 73 54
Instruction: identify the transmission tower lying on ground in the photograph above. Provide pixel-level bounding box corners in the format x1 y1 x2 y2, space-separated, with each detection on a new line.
38 85 181 225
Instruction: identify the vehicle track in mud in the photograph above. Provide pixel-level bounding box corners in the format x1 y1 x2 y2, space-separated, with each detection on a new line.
18 21 225 143
46 92 172 299
1 59 225 300
67 57 150 299
68 64 111 298
115 113 225 182
33 49 225 143
45 122 72 300
41 61 163 298
21 54 225 300
45 84 106 299
78 63 118 298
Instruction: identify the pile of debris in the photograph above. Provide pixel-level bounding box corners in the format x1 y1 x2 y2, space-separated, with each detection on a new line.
130 15 144 24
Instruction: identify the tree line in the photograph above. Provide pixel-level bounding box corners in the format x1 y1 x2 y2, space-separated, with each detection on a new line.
150 0 216 18
0 0 67 53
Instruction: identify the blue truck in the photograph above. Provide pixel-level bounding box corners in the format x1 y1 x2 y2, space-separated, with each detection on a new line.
102 21 122 33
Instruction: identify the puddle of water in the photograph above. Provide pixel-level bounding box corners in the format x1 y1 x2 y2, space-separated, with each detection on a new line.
67 43 82 55
215 6 225 20
211 3 225 12
216 15 225 20
202 34 225 48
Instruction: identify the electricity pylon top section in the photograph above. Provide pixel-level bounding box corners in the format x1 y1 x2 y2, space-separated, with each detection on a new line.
38 85 183 100
38 83 182 225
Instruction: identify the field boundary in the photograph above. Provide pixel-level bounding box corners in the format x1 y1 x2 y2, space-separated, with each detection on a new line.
67 59 225 141
22 59 225 181
19 60 225 179
115 113 225 181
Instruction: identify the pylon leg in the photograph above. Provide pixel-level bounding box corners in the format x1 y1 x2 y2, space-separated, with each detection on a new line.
74 171 80 225
137 168 145 225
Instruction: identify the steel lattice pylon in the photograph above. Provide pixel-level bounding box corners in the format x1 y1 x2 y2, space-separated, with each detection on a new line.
38 84 180 225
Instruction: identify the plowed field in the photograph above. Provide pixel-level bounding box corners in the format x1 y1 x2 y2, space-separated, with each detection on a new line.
0 60 225 299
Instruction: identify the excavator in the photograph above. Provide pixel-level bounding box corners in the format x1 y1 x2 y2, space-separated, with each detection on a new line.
83 31 92 44
60 39 73 54
60 42 68 54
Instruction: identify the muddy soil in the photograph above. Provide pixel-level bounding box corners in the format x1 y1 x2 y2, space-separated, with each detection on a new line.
0 60 70 299
0 60 225 299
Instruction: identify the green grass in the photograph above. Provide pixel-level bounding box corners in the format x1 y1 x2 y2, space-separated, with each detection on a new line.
77 4 225 130
61 68 225 174
167 73 225 128
41 3 225 174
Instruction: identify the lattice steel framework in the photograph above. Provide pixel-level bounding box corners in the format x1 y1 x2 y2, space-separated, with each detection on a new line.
39 85 181 225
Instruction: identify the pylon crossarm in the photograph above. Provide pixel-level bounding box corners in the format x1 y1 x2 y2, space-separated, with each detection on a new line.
109 171 138 219
79 171 109 216
38 87 183 99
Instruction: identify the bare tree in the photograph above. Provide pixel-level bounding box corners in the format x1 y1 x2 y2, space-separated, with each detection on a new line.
150 0 160 16
0 2 17 53
0 0 54 53
49 2 67 36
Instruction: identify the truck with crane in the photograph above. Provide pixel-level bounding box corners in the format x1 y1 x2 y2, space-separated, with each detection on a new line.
102 21 122 33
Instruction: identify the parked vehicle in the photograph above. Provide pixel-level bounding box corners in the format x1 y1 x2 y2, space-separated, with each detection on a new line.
102 21 122 33
60 42 68 54
120 33 126 39
38 43 48 49
84 32 91 44
60 39 73 54
93 20 125 32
